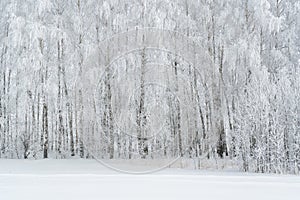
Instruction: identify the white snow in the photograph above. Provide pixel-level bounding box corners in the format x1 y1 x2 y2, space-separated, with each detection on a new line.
0 159 299 200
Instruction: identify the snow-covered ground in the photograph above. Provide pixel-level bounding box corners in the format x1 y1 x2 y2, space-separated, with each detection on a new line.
0 159 299 200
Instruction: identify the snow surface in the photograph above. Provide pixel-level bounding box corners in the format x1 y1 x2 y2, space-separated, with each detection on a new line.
0 159 299 200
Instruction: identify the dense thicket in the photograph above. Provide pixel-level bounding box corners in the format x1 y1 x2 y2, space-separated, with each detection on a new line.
0 0 299 174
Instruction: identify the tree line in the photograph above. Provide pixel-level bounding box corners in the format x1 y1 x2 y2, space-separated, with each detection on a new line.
0 0 299 174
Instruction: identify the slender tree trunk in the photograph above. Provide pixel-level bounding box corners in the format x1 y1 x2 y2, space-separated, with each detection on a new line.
173 61 183 157
137 47 148 159
43 102 48 158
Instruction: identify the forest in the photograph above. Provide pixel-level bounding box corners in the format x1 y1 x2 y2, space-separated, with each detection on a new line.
0 0 299 174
